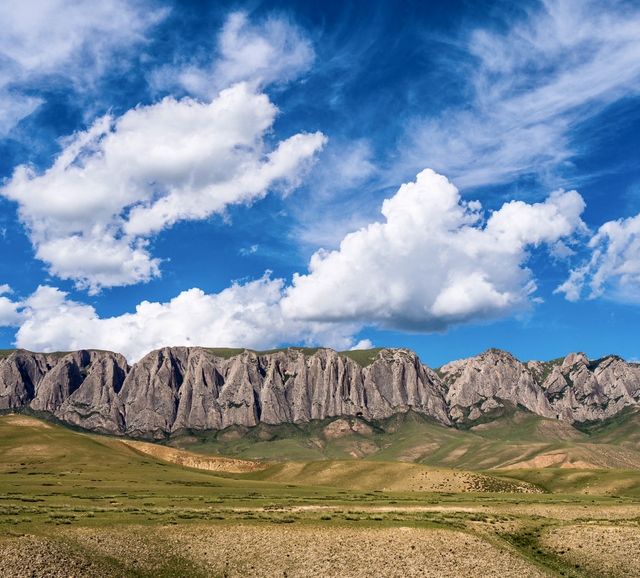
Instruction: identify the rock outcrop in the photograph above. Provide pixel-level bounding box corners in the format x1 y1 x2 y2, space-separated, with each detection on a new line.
532 353 640 422
441 349 640 424
1 346 640 437
0 346 449 438
119 347 450 438
440 349 554 423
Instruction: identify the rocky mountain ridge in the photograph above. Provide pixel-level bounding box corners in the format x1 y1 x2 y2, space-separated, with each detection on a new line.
1 346 639 438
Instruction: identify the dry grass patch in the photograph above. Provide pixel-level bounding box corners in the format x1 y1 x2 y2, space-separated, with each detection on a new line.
118 439 266 473
2 415 52 429
502 452 599 470
259 460 540 493
163 524 548 577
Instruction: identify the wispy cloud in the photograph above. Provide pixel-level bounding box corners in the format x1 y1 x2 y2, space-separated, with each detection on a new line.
239 244 259 256
398 0 640 190
150 10 314 98
0 0 167 136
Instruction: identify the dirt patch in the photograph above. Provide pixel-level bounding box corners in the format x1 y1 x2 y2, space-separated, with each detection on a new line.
346 440 379 458
502 451 599 470
1 414 52 429
219 429 244 441
395 470 540 493
541 524 640 577
323 419 354 439
59 527 202 577
535 419 585 441
351 419 374 436
323 418 374 440
496 503 640 521
119 439 266 473
43 523 548 577
264 462 539 493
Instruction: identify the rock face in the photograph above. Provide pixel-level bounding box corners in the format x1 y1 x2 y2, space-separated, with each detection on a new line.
532 353 640 422
441 349 640 424
440 349 554 423
0 347 449 438
1 346 640 437
119 347 450 438
1 350 129 434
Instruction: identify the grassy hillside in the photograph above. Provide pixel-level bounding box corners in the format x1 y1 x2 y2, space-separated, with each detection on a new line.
203 346 383 365
172 410 640 474
578 406 640 446
3 413 640 576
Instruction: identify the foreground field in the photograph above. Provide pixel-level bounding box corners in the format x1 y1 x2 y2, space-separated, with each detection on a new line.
2 414 640 577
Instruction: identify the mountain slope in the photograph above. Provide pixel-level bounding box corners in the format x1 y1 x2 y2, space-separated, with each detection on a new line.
172 410 640 471
1 345 640 438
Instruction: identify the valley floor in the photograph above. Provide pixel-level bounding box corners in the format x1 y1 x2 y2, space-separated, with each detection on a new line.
2 414 640 577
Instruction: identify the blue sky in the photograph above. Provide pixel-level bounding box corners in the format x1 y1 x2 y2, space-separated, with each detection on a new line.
0 0 639 365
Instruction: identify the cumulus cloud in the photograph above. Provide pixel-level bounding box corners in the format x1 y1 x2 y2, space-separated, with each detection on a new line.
151 11 314 99
0 284 21 326
0 0 165 135
0 169 589 358
282 169 586 330
1 83 326 292
401 0 640 188
350 339 374 351
557 213 640 302
12 276 360 362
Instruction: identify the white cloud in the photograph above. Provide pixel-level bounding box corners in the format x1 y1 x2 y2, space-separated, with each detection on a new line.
0 0 166 135
0 169 589 359
282 169 586 330
12 276 360 362
401 0 640 188
1 83 326 292
151 10 314 99
557 213 640 302
350 339 374 351
0 285 21 326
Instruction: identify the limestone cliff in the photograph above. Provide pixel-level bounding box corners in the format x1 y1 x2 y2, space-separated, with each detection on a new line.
1 346 640 437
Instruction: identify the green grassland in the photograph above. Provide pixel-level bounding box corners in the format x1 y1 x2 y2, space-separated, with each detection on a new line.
3 413 640 577
171 408 640 478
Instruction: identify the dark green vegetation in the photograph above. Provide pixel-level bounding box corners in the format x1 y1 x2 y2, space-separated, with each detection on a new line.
204 346 382 365
340 347 384 367
2 413 640 576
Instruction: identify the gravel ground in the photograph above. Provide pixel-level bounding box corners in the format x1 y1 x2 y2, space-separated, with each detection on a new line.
0 523 550 577
541 523 640 577
162 524 547 577
0 534 115 578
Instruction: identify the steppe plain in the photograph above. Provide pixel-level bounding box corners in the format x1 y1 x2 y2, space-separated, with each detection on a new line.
2 410 640 577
